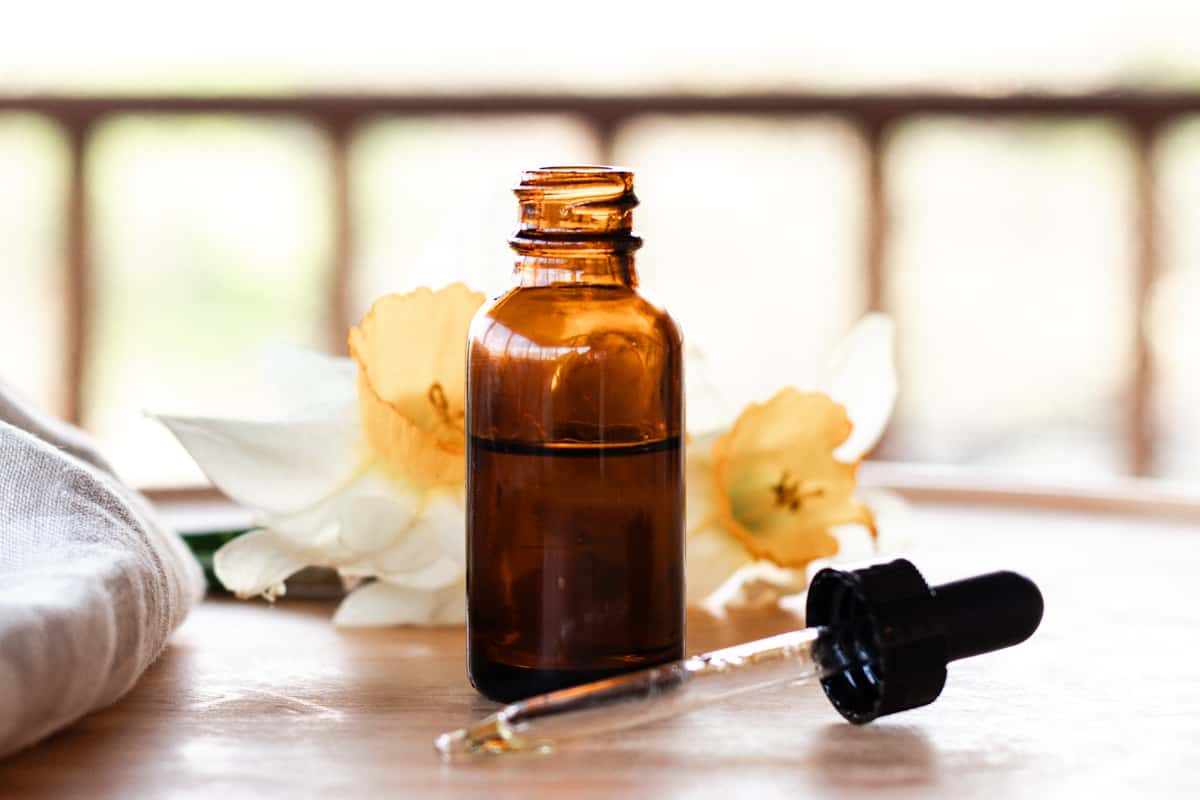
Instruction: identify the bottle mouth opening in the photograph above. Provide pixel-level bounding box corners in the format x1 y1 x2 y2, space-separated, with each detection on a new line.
513 165 639 241
515 166 635 198
520 165 632 180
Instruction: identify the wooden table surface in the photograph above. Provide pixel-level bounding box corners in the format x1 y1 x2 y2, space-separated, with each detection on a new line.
2 499 1198 799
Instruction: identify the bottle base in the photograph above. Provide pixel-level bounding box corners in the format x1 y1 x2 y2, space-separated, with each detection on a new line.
468 647 683 703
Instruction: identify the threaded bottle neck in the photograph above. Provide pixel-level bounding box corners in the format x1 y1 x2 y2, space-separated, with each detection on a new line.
509 166 642 287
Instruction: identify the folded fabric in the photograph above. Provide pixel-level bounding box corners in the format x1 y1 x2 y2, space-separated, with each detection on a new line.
0 384 204 758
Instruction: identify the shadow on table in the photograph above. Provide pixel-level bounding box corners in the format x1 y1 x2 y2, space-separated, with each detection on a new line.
808 723 937 789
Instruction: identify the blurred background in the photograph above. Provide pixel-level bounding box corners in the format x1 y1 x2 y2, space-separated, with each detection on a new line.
2 1 1199 488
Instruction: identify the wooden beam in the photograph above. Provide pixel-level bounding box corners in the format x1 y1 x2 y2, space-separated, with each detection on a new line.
8 91 1200 121
62 121 93 425
588 113 624 167
859 461 1200 521
1129 122 1162 476
326 122 355 353
861 120 890 314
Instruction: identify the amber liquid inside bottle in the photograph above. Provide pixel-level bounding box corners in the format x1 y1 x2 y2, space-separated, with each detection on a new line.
466 167 685 702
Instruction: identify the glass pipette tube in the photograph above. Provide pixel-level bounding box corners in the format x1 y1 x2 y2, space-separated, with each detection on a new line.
435 626 844 760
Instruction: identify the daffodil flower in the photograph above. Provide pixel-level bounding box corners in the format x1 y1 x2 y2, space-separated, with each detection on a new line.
162 284 893 624
159 284 485 627
685 314 898 605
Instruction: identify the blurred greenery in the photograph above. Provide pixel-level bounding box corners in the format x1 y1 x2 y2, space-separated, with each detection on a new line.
182 529 249 591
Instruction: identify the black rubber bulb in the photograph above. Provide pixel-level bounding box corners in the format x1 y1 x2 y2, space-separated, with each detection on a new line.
933 570 1044 663
806 559 1044 724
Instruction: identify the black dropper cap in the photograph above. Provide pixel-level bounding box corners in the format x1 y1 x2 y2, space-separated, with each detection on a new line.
805 558 1043 724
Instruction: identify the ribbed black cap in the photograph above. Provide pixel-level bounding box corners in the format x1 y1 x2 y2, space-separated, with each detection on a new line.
805 559 1043 724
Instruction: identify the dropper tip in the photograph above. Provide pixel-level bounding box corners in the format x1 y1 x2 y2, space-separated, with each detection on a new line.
434 728 471 761
435 713 555 762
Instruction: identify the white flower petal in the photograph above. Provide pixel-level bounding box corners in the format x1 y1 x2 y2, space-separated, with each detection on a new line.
260 504 343 551
376 557 463 590
258 469 410 553
332 578 465 627
333 581 432 626
828 523 877 562
716 561 808 609
258 470 462 585
857 487 914 553
337 529 448 582
826 313 897 463
157 413 364 515
334 473 422 555
258 345 359 420
685 523 753 605
420 492 466 568
337 489 463 581
213 530 311 600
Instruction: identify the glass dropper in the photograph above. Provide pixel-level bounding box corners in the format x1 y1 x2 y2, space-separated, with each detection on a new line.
436 559 1044 761
437 625 844 759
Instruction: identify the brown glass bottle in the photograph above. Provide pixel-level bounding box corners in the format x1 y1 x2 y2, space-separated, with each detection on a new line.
466 166 685 703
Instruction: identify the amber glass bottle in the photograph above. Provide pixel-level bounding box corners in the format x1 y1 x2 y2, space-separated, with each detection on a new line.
466 166 685 702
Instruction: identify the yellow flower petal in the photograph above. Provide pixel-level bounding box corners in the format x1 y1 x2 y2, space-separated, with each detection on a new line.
348 284 486 488
712 388 875 568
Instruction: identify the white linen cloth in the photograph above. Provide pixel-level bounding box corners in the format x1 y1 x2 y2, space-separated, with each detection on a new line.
0 384 204 757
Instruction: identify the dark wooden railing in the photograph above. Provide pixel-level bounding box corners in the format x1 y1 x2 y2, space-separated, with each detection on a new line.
3 90 1196 476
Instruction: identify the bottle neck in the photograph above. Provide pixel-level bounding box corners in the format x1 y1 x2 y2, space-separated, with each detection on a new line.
509 166 641 289
513 252 637 288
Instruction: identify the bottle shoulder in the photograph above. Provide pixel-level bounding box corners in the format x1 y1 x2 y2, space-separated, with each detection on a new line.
467 284 683 442
469 285 682 354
